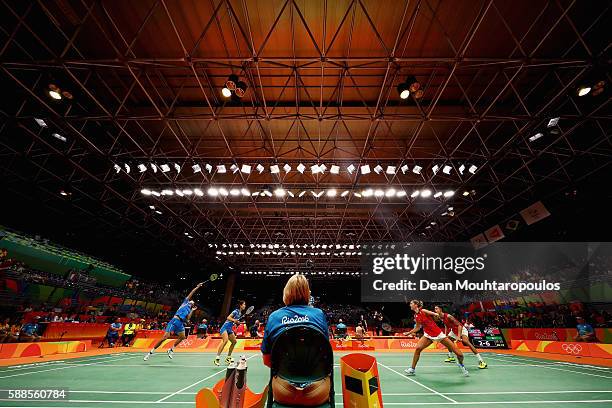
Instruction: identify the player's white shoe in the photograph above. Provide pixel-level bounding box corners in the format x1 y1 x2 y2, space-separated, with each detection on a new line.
404 368 416 376
167 349 174 359
143 352 151 361
459 365 469 377
213 356 220 366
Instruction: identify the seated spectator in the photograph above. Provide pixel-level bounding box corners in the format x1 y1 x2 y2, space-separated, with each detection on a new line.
574 317 598 342
249 320 260 338
261 274 330 405
0 318 17 343
99 318 122 348
197 319 208 339
355 323 365 342
122 319 137 347
19 317 41 342
335 319 347 339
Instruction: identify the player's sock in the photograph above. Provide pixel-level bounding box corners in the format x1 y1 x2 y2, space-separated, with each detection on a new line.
448 352 453 358
475 353 484 362
458 363 469 376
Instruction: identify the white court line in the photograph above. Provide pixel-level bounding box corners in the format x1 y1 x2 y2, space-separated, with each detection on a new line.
377 361 457 403
0 354 128 372
0 355 135 379
491 353 612 371
487 355 612 380
155 354 258 403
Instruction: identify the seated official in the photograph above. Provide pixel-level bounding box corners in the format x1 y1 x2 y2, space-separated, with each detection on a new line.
99 318 122 348
335 319 347 339
249 319 260 338
19 317 41 342
197 319 208 339
574 316 598 342
261 274 330 406
122 320 137 346
355 323 365 342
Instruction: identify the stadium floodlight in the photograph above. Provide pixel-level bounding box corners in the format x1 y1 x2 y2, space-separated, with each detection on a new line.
251 191 260 197
463 191 470 196
374 189 384 197
410 190 420 198
35 118 47 127
432 165 439 174
386 166 396 175
326 189 337 197
160 164 171 173
341 190 350 197
362 189 374 197
297 163 306 173
319 164 327 174
287 190 295 197
241 164 251 174
270 164 280 174
161 189 174 195
230 164 239 173
374 165 383 174
330 165 340 174
347 164 356 174
396 190 407 197
529 133 543 142
217 165 227 173
141 189 152 195
241 188 250 196
219 188 229 196
385 188 396 197
51 133 67 142
401 164 409 174
262 190 272 197
230 188 240 196
150 163 157 173
256 164 265 173
191 164 202 173
174 163 181 173
434 191 442 198
412 165 422 174
114 164 121 173
298 190 307 197
205 164 213 173
421 189 432 197
136 164 146 173
443 190 455 198
442 165 452 175
183 189 193 195
194 188 204 196
283 164 291 173
360 164 371 175
547 117 560 128
151 190 161 197
468 165 478 174
208 187 219 196
175 189 184 197
312 190 324 198
459 164 465 175
274 188 286 197
124 164 131 173
155 210 162 214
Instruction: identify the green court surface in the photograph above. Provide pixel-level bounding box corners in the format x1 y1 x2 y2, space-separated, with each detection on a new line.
0 351 611 407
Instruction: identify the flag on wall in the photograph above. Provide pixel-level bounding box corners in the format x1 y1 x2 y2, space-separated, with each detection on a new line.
520 201 551 225
470 233 488 249
485 224 505 242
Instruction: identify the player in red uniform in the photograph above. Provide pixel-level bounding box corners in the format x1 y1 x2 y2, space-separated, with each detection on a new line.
434 306 487 369
403 300 469 377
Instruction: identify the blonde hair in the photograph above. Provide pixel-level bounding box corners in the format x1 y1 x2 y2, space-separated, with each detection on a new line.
410 299 423 309
283 274 311 306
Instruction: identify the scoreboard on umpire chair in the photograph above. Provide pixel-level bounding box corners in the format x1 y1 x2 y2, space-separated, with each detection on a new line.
467 326 508 349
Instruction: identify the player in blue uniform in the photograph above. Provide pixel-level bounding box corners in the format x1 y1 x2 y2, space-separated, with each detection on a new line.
144 282 204 361
214 299 246 366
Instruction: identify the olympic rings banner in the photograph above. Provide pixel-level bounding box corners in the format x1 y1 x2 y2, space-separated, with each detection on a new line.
511 340 612 359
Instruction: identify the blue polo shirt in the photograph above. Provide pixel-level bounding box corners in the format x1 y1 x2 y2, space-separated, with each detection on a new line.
108 322 122 336
22 323 38 335
261 305 328 354
175 298 192 321
577 323 594 336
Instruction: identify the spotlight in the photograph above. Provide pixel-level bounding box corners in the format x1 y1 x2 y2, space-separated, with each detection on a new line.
421 189 432 198
442 165 452 175
241 188 250 196
221 87 232 98
547 117 560 128
230 164 239 173
256 164 265 173
183 189 193 195
434 191 442 198
374 189 384 197
219 188 229 196
274 188 286 197
283 164 291 173
385 188 396 197
468 165 478 174
138 164 148 173
208 187 219 196
298 190 307 197
397 82 410 100
174 163 181 173
161 189 174 195
160 164 171 173
591 80 605 96
386 166 396 175
401 164 409 174
341 190 350 197
35 118 47 128
175 189 184 197
406 75 420 93
362 189 374 197
287 190 295 197
205 164 213 172
124 164 131 173
360 164 371 175
459 164 465 175
52 132 67 141
235 81 247 98
297 163 306 174
443 190 455 198
412 165 422 175
270 164 280 174
194 188 204 196
396 190 407 197
48 84 62 100
330 165 340 174
113 164 121 173
463 191 470 196
59 189 70 197
230 188 240 196
326 189 337 197
374 165 383 174
432 165 440 174
529 133 544 142
217 165 227 173
223 74 238 97
151 191 161 197
577 85 591 97
347 164 356 174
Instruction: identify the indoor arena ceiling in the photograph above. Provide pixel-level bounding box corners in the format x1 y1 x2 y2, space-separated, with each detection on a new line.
0 0 610 277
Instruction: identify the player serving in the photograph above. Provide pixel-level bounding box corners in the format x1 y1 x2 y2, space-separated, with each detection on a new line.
143 282 204 361
214 300 252 366
403 300 469 377
434 305 487 369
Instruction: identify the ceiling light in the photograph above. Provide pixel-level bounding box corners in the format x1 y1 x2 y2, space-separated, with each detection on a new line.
287 190 294 197
326 189 337 197
459 164 465 175
318 164 327 173
330 165 340 174
298 190 306 197
155 210 162 215
386 166 396 175
256 164 265 173
270 164 280 174
219 188 229 196
434 191 442 198
396 190 407 197
194 188 204 196
183 189 193 195
341 190 350 197
161 189 174 195
234 80 248 98
463 191 470 196
35 118 47 127
374 165 383 174
577 85 591 97
412 165 422 175
374 189 384 197
174 163 181 173
362 189 374 197
397 82 410 100
385 188 396 197
297 163 305 173
141 189 152 196
217 165 227 173
113 164 121 173
354 192 362 198
547 117 560 128
274 188 286 197
468 165 478 174
230 164 239 173
151 191 161 197
124 164 131 173
442 165 452 175
312 191 324 198
208 187 219 196
159 164 169 173
241 164 251 174
421 189 432 198
48 87 62 100
221 87 232 98
205 164 213 172
347 164 356 174
52 132 67 142
149 205 156 210
401 164 409 174
241 188 250 196
251 191 260 197
432 165 439 174
360 164 371 175
529 133 544 142
263 190 272 197
175 189 184 197
230 188 240 196
283 164 291 172
443 190 455 198
410 190 419 198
